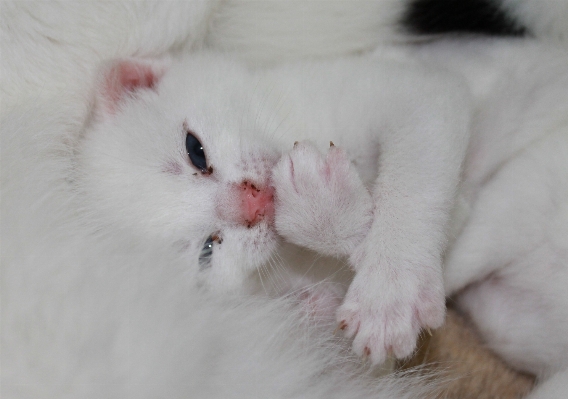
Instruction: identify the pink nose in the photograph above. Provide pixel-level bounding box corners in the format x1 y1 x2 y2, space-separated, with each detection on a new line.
240 181 274 227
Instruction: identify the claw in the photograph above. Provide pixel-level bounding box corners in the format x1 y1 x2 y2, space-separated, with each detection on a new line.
426 327 432 337
293 141 299 148
333 320 347 335
362 347 371 364
329 141 335 147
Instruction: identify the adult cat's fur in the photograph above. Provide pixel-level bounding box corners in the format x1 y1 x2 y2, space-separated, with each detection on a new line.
4 0 568 112
365 39 568 398
419 39 568 399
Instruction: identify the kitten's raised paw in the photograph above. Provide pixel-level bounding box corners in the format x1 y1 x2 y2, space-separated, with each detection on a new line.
336 265 445 365
272 141 372 257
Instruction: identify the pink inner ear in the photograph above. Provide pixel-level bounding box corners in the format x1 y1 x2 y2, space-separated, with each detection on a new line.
102 60 161 113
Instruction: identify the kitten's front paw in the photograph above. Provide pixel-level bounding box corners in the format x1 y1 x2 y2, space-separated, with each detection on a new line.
337 251 445 364
272 141 372 257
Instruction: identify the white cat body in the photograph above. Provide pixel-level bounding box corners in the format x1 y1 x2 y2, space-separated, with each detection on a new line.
376 39 568 397
440 41 568 397
4 0 568 113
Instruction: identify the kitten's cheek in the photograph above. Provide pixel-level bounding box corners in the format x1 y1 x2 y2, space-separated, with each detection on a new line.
197 267 250 294
195 229 279 293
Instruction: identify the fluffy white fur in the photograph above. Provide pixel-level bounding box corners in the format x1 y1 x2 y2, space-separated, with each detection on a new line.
2 99 432 399
4 0 568 113
1 2 448 397
3 1 568 398
207 0 568 63
371 39 568 397
7 41 566 397
80 53 470 364
425 40 568 398
0 1 218 112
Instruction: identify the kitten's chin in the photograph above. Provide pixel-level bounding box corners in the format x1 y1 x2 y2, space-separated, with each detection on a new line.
198 225 280 294
199 271 258 295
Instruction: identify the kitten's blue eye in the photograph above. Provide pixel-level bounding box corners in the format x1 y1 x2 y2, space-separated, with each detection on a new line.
199 234 221 271
185 132 208 172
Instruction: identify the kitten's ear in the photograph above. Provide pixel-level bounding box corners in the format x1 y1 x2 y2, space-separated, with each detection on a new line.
95 58 170 116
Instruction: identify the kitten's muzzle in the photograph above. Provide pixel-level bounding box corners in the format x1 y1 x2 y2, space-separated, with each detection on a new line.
240 181 274 227
216 181 275 227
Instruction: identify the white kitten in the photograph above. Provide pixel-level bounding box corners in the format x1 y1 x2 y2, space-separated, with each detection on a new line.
76 52 471 365
2 98 435 399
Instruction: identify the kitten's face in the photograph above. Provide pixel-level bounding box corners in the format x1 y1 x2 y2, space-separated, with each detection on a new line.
79 56 284 291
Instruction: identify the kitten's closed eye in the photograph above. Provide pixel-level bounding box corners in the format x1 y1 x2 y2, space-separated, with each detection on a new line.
185 131 209 173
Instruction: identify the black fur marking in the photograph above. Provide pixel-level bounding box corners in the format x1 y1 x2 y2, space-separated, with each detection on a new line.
402 0 526 36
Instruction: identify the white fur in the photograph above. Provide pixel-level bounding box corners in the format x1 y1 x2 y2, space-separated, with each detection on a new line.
1 0 401 111
391 38 568 396
5 0 568 113
4 1 568 398
2 100 432 399
0 0 218 112
268 61 471 364
204 0 406 64
206 0 568 64
2 46 470 397
499 0 568 41
79 53 470 364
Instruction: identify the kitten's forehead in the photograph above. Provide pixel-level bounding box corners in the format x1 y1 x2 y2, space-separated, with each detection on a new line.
160 55 253 112
156 55 286 138
149 55 282 174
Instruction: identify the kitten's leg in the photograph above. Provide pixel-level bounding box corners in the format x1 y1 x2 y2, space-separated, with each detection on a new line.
272 143 367 321
274 133 457 363
327 71 471 364
274 64 471 364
